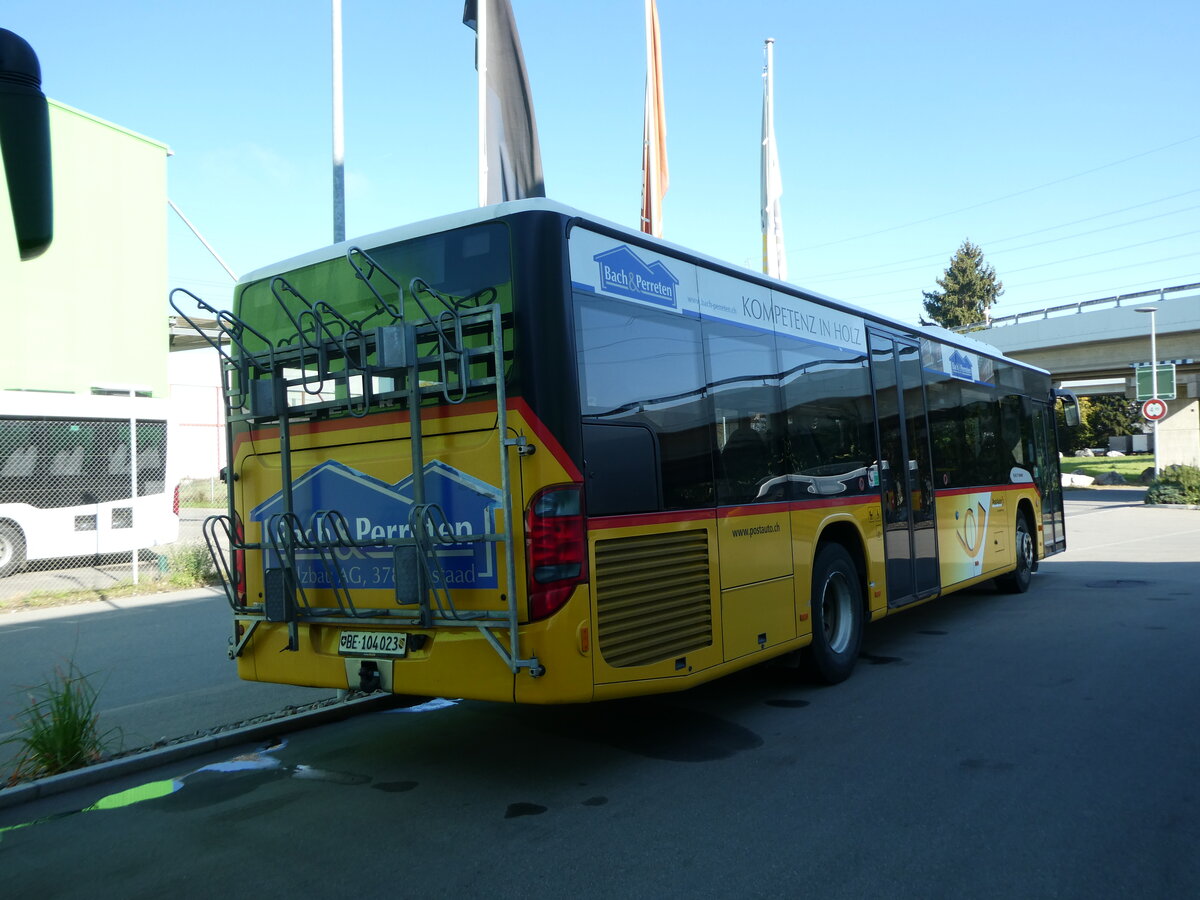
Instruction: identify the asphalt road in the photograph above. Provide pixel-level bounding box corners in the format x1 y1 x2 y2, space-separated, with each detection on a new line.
1 489 1198 897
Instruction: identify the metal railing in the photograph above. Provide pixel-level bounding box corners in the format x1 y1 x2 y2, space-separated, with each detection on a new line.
955 282 1200 333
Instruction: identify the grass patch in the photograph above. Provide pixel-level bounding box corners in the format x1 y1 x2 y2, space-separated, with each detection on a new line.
1059 454 1155 484
3 661 121 784
176 478 225 510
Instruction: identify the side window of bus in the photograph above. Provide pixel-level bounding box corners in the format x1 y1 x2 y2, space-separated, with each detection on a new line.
925 372 960 487
107 439 130 475
927 376 1006 487
42 420 92 506
999 394 1029 474
995 361 1036 480
970 397 1005 484
91 421 126 503
575 295 714 511
0 420 39 510
136 421 168 494
0 419 37 482
777 338 875 498
703 320 782 505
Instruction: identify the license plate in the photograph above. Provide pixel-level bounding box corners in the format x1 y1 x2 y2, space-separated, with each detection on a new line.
338 630 407 658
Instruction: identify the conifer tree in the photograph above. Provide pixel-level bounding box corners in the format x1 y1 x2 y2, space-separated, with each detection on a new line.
921 240 1004 328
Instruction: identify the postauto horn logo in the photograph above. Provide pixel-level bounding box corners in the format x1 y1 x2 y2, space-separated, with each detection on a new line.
593 245 679 308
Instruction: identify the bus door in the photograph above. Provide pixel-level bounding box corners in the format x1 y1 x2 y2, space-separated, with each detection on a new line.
1033 400 1066 555
868 333 940 606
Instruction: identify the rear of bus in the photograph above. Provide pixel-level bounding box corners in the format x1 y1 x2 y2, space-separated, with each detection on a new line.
223 205 594 703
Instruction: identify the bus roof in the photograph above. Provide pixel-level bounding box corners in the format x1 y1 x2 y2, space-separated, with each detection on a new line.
239 198 1047 376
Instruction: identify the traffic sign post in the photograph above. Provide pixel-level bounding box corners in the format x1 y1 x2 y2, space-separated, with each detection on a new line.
1134 305 1164 478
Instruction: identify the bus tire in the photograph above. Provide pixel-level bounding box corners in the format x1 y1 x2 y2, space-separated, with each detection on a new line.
995 512 1034 594
806 542 864 685
0 522 26 578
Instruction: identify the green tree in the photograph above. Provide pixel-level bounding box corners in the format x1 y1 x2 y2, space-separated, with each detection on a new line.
1055 394 1142 453
1081 394 1140 446
921 240 1004 328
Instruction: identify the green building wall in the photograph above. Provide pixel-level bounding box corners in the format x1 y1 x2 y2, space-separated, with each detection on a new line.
0 101 170 397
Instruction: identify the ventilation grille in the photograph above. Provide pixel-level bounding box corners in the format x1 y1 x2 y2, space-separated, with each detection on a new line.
595 530 712 668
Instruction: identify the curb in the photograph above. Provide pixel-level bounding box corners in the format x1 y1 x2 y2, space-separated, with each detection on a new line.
0 692 409 812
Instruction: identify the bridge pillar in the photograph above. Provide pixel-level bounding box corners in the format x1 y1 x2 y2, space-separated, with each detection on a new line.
1127 372 1200 469
1156 388 1200 469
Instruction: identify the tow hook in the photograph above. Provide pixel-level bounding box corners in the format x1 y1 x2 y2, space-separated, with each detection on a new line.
358 661 382 693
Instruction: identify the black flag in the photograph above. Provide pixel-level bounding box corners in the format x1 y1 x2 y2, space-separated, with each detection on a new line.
464 0 545 203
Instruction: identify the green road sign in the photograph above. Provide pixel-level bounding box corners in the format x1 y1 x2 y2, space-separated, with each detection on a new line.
1135 364 1176 401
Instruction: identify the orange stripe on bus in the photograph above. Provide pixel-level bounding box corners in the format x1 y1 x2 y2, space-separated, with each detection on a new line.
230 397 582 483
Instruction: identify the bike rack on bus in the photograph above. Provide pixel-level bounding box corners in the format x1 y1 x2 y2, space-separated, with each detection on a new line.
168 254 538 680
269 277 372 418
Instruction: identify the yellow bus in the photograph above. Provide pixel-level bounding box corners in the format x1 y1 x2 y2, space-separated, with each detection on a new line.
173 199 1077 703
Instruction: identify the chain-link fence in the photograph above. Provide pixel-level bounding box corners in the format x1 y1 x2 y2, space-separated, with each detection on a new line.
0 415 214 605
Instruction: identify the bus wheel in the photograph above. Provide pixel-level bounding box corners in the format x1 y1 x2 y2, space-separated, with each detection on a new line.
0 522 26 578
806 543 864 685
995 513 1034 594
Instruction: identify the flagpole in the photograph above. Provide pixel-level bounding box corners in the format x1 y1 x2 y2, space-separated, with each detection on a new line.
332 0 345 242
642 0 654 232
476 0 489 207
761 37 773 275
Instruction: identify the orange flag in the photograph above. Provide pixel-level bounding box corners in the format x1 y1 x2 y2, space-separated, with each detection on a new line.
640 0 668 237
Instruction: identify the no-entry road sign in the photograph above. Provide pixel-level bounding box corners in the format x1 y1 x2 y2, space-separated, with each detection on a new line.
1142 398 1168 421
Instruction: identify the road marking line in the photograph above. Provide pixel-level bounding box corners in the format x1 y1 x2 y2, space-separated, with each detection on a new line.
1072 526 1200 554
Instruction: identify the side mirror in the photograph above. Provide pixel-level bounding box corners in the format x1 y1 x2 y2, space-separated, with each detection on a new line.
1054 388 1081 428
0 29 53 260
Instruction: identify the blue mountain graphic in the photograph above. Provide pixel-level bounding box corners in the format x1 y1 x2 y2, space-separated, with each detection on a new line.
593 245 679 308
250 460 408 526
248 459 501 589
948 350 973 380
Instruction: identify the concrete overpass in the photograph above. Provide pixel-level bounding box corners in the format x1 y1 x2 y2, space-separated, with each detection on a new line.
964 283 1200 467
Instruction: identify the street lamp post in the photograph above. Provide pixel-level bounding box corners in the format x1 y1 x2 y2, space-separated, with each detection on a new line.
1135 305 1160 477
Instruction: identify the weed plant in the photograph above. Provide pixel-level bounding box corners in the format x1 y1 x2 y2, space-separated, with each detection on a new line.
3 662 119 784
165 542 217 587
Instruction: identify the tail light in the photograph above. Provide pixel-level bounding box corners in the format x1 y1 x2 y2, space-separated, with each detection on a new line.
234 516 246 606
525 484 587 620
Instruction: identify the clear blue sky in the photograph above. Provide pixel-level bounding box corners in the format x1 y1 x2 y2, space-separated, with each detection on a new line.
7 0 1199 326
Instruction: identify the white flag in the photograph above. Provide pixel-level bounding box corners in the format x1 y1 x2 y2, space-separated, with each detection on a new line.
761 38 786 280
